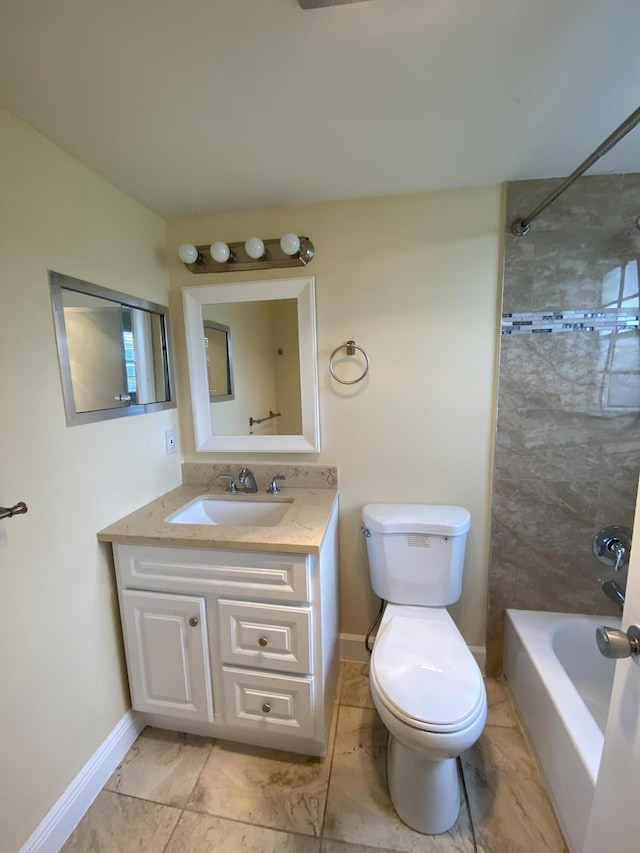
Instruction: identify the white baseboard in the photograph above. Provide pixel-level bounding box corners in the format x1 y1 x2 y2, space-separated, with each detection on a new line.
339 633 371 663
469 645 486 675
20 710 144 853
340 632 486 674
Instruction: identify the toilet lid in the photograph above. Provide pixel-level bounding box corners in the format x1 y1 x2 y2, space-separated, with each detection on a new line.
372 614 484 731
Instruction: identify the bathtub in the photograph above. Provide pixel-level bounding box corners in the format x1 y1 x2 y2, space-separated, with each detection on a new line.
504 609 621 853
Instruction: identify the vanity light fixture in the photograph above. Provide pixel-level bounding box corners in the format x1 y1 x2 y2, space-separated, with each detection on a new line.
177 235 314 274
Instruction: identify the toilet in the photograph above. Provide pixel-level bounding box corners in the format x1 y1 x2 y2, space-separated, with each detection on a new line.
362 503 487 835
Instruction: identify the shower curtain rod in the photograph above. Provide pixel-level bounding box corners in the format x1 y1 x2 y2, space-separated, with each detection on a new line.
511 104 640 235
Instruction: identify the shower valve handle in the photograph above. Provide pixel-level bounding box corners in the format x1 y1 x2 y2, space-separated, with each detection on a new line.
595 625 640 659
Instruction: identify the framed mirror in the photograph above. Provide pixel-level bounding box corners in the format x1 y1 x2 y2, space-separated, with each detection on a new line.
49 271 176 426
183 276 320 453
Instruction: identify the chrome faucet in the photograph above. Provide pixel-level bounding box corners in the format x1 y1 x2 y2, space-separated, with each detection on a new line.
592 525 632 572
238 468 258 493
602 579 626 613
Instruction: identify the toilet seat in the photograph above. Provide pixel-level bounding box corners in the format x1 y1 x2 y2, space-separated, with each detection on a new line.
371 610 485 734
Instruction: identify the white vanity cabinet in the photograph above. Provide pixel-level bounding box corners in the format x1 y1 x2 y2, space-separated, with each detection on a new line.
111 502 338 757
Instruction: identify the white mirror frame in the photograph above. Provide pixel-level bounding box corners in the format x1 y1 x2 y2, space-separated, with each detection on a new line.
183 276 320 453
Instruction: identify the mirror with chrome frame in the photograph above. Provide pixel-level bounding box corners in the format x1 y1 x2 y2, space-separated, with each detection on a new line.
204 320 235 402
183 276 320 453
49 271 176 426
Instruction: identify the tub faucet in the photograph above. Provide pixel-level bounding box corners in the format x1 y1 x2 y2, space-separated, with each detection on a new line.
602 579 625 613
238 468 258 493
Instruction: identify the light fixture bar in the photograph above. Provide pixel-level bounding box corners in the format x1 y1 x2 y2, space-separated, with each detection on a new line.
299 1 373 7
181 237 314 274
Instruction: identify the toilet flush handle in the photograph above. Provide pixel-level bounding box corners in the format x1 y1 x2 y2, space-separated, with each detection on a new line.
361 525 371 538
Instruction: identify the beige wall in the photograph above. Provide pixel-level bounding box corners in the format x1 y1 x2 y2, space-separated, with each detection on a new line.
166 187 502 645
0 108 181 852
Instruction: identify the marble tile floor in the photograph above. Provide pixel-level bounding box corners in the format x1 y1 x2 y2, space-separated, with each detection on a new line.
62 663 568 853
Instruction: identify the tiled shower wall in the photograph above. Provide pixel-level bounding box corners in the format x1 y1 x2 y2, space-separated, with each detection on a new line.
487 173 640 676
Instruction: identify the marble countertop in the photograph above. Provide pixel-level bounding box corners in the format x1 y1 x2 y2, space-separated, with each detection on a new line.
97 484 338 554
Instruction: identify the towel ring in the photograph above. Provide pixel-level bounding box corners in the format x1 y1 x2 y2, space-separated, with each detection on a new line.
329 340 369 385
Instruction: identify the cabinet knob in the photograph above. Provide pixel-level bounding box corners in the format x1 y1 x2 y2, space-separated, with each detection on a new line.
189 617 199 627
258 636 268 647
262 702 271 713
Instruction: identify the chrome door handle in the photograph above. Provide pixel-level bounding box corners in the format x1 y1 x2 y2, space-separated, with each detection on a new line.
596 625 640 658
0 501 28 520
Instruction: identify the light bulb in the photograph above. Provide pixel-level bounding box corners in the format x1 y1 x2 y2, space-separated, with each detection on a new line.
178 243 199 264
245 237 266 260
280 233 300 256
210 241 231 263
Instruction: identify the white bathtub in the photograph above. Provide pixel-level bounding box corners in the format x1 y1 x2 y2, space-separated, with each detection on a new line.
504 609 620 853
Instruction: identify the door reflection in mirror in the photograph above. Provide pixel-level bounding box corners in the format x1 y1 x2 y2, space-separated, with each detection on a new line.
203 320 234 403
50 271 175 426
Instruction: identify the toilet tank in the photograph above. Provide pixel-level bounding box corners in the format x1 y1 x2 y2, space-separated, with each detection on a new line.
362 503 471 606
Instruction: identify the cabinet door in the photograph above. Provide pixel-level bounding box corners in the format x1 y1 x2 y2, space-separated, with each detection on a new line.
121 589 213 723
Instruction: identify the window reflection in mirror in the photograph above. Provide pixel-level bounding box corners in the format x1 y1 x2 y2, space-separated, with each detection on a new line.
49 271 176 426
202 300 301 436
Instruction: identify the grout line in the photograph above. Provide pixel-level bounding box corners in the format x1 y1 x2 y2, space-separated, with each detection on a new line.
178 804 327 840
180 735 216 809
318 700 344 839
458 756 479 853
161 806 185 852
101 789 185 812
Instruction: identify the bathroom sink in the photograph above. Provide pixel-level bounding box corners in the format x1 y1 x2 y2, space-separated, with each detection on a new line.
165 495 292 527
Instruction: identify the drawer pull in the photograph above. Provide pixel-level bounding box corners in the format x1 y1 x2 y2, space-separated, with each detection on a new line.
189 617 199 627
258 636 269 647
262 702 272 713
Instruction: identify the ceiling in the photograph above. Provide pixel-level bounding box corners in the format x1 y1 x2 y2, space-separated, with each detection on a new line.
1 0 639 219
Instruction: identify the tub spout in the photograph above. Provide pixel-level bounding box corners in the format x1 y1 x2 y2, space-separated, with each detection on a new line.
602 580 625 613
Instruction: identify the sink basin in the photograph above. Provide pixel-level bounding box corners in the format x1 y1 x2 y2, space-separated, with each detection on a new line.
165 496 292 527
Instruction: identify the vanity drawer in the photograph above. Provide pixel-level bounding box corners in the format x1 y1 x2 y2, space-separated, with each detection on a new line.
114 544 310 602
222 667 314 737
218 599 312 674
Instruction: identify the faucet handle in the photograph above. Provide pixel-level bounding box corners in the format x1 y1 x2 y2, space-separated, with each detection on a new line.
267 475 285 495
218 474 237 493
592 525 632 571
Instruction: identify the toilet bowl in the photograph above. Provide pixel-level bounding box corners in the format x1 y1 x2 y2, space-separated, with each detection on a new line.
369 605 486 833
361 503 486 835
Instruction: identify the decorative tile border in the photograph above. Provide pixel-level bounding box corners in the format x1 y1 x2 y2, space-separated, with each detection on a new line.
501 308 639 335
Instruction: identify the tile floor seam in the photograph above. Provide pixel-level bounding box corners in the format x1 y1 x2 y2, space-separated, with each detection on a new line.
317 701 343 839
458 756 479 853
160 805 185 853
100 788 186 812
178 803 327 841
180 734 215 808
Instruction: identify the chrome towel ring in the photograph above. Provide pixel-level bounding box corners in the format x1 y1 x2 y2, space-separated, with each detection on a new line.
329 340 370 385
